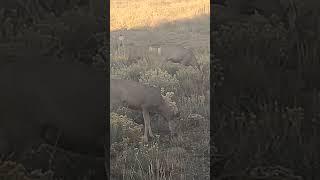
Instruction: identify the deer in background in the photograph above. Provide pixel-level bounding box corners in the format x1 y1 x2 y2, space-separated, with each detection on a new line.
111 79 179 142
124 42 199 68
149 44 199 68
126 43 149 65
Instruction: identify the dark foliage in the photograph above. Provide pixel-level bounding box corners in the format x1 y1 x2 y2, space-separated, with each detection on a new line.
213 0 320 179
0 0 106 179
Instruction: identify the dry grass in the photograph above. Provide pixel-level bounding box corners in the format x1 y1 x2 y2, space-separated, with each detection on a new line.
111 0 210 31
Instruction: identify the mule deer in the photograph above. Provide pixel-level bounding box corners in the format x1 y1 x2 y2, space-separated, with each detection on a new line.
149 44 199 68
111 79 178 142
126 43 149 65
0 61 106 159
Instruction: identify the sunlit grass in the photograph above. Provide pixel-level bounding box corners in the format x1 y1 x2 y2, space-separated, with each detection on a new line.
111 0 210 31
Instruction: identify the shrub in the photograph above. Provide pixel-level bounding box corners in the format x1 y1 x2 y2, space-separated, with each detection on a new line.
139 68 180 93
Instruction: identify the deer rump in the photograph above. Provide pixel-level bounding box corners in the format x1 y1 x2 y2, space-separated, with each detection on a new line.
161 46 197 66
0 62 106 159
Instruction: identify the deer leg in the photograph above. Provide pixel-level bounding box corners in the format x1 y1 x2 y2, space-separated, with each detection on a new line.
142 109 148 142
142 108 153 142
145 112 154 138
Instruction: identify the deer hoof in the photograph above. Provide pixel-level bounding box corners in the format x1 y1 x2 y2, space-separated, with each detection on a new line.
143 136 148 143
149 133 154 138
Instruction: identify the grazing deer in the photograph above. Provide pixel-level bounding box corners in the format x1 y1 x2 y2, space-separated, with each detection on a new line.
111 79 179 142
126 43 149 65
0 61 106 159
149 44 199 68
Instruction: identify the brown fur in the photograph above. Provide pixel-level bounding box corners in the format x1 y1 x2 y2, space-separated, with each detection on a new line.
111 79 177 142
126 44 148 65
149 45 198 67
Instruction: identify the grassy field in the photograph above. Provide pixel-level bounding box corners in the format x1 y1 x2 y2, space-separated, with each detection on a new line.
111 0 209 31
110 0 210 179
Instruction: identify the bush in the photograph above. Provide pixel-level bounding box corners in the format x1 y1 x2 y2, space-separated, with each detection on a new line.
139 68 180 93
